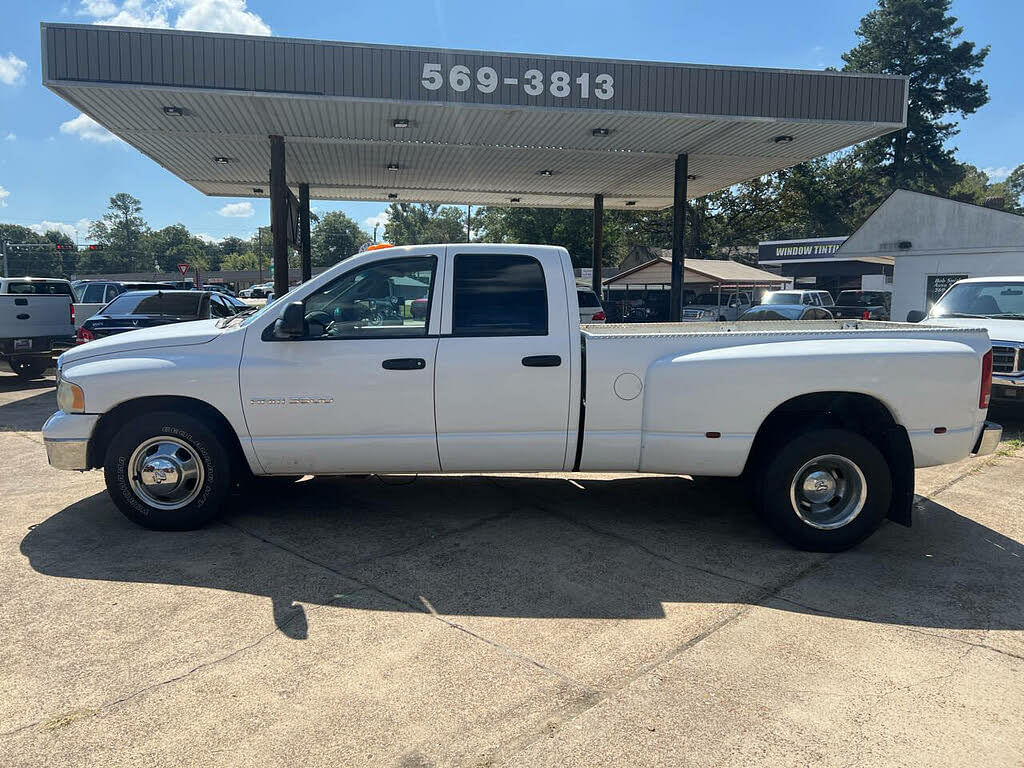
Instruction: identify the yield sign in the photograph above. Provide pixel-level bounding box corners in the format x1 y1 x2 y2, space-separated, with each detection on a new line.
177 263 190 275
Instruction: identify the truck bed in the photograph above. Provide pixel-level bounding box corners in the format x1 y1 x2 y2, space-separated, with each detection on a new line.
577 319 992 474
581 320 982 337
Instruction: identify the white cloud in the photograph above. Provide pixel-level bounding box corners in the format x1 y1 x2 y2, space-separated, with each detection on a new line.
218 201 254 218
78 0 120 16
363 211 390 234
194 232 219 243
0 185 9 207
78 1 270 35
4 132 15 141
0 53 28 86
29 218 93 239
982 166 1016 183
175 0 270 35
60 113 122 144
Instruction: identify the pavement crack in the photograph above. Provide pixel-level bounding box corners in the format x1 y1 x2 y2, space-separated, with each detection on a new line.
489 555 834 764
0 594 349 739
223 517 588 689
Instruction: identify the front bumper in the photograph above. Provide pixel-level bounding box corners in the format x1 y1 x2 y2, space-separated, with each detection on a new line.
42 411 100 471
992 373 1024 401
972 421 1003 457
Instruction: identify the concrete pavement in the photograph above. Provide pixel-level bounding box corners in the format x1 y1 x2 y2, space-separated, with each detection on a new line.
1 374 1021 766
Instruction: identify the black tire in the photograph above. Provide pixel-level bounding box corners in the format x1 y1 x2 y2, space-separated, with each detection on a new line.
103 411 232 531
12 359 48 380
755 428 891 551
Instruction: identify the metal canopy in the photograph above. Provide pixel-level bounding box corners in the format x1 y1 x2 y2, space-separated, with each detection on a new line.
41 23 907 210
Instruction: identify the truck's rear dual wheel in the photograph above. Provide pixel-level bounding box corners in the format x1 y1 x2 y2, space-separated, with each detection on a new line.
756 428 891 551
103 411 231 531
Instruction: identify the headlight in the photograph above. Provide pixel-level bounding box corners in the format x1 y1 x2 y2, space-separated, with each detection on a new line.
701 309 714 318
57 379 85 413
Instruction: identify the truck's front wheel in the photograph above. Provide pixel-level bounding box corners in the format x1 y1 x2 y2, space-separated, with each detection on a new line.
103 411 232 530
756 428 891 551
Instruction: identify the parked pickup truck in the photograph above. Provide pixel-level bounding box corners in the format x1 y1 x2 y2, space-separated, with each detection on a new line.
908 276 1024 403
832 290 892 321
1 277 76 379
43 245 1001 551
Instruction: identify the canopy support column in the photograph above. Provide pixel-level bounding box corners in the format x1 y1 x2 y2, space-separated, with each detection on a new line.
592 193 603 297
670 154 688 321
299 182 312 283
270 135 289 299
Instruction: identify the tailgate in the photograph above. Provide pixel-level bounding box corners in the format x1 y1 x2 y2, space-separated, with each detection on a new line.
0 296 74 340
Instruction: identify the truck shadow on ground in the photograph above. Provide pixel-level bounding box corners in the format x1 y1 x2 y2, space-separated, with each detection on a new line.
20 473 1024 640
0 376 55 432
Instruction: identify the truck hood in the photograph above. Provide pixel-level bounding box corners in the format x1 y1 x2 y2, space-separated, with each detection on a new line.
60 319 225 365
921 316 1024 343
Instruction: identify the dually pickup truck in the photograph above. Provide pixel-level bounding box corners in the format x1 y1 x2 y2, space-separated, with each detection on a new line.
44 244 1002 551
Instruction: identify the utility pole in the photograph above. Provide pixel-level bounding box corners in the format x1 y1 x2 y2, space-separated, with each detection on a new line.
373 223 379 243
467 205 472 242
257 228 264 283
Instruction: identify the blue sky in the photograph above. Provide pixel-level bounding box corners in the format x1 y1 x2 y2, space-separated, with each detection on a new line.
0 0 1020 244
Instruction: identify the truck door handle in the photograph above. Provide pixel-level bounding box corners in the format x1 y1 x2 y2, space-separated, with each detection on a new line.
522 355 561 367
382 357 426 370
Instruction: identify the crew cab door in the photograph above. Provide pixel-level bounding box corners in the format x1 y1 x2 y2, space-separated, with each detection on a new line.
433 249 573 471
239 253 442 475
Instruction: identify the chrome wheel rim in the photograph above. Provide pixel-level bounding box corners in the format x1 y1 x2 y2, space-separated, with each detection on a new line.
128 436 205 511
789 454 866 530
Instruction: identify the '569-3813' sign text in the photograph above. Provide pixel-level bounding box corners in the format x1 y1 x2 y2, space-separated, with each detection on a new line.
420 63 614 100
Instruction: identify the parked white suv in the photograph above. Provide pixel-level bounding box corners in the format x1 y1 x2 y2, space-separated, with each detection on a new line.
910 276 1024 403
761 289 835 309
577 288 606 323
681 290 754 321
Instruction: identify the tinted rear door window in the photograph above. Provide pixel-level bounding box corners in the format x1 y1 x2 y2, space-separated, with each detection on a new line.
452 254 547 336
7 281 74 296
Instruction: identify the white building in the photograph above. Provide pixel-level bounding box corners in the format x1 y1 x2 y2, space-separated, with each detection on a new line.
836 189 1024 322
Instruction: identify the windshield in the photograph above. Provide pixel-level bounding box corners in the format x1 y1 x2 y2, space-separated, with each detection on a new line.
687 292 746 306
762 291 801 305
104 292 203 317
930 281 1024 318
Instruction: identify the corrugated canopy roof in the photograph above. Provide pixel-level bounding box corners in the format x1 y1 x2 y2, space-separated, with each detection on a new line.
41 23 907 210
606 256 787 286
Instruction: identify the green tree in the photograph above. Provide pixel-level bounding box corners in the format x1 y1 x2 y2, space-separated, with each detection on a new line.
41 230 76 277
475 207 594 262
144 224 205 272
384 204 467 245
219 236 249 258
0 224 63 277
86 193 149 272
1000 164 1024 213
220 251 260 270
842 0 989 191
311 210 369 266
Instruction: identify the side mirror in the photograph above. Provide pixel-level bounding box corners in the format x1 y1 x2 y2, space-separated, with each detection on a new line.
906 310 926 323
274 301 307 339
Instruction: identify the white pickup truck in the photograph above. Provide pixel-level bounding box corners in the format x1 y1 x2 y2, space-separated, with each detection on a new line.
43 244 1001 550
0 277 76 379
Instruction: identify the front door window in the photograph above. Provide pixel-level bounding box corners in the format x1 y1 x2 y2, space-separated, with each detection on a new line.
303 256 436 338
